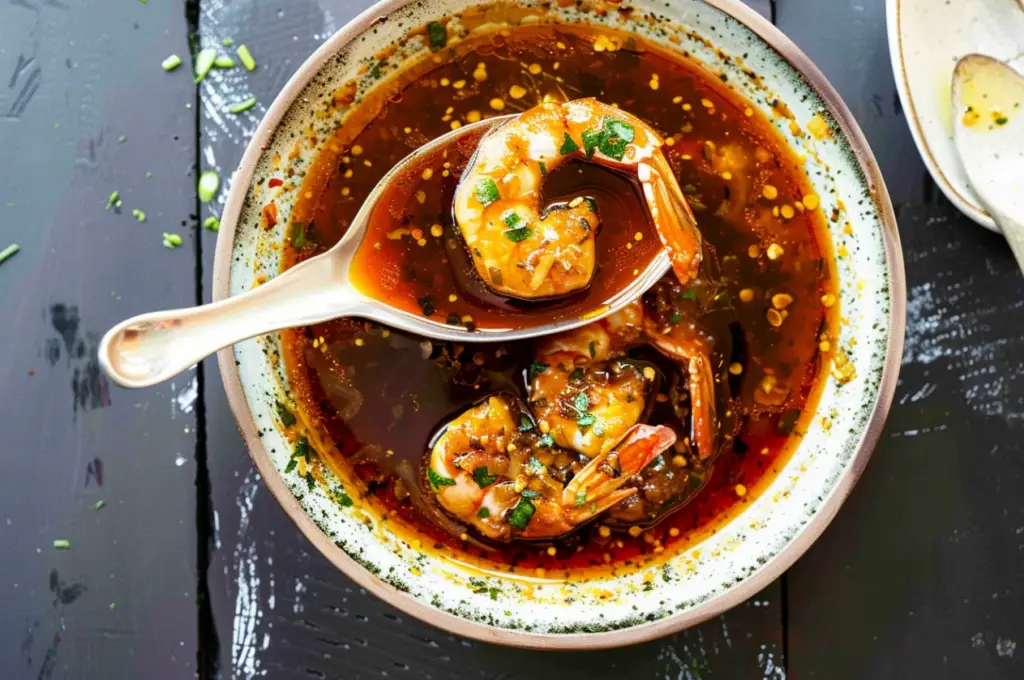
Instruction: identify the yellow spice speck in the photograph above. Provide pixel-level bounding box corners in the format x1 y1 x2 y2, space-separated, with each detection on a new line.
803 194 820 210
744 107 754 117
351 144 363 155
535 567 546 578
431 224 444 238
546 546 557 557
735 484 747 497
729 362 743 375
598 525 611 538
416 190 426 204
509 85 527 99
341 187 350 196
665 137 675 146
363 159 372 167
669 527 680 537
682 103 693 112
416 238 427 247
672 454 687 467
780 204 795 219
344 168 353 179
628 526 643 538
450 120 462 130
459 533 468 541
739 288 755 303
821 293 836 308
490 98 505 111
634 231 643 241
528 63 542 75
819 340 831 352
643 366 656 381
762 184 778 200
354 338 365 347
701 98 714 108
771 293 794 309
838 245 849 258
421 168 433 181
403 127 412 134
440 77 450 86
766 243 785 260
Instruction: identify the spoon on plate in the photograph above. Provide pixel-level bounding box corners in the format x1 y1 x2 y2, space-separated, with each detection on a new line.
952 54 1024 272
99 115 675 389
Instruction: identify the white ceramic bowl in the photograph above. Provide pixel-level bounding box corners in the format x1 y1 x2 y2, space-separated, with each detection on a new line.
213 0 906 648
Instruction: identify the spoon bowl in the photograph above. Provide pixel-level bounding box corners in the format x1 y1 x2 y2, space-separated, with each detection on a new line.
952 54 1024 269
99 114 673 389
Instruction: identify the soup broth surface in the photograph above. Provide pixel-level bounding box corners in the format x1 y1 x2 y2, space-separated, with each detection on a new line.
280 22 836 576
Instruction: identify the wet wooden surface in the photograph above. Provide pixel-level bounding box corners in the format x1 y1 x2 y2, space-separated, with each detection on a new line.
3 0 1023 678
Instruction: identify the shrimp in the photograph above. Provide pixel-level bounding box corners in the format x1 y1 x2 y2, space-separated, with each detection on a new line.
531 299 718 462
427 394 677 541
453 98 701 299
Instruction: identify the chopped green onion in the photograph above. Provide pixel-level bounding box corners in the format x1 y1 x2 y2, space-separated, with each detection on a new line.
588 341 597 358
221 37 234 47
477 507 490 519
162 54 182 71
995 116 1009 126
229 97 257 113
162 233 183 248
105 190 119 210
194 48 217 83
472 467 498 488
145 171 153 178
0 243 20 266
528 362 548 381
559 132 579 155
118 135 127 143
198 170 220 203
237 45 256 71
334 489 354 507
53 539 71 550
94 500 106 511
507 498 535 530
427 21 447 50
568 367 584 381
214 55 235 68
474 178 500 206
428 468 456 488
503 226 532 242
575 491 586 506
131 209 146 222
203 216 220 232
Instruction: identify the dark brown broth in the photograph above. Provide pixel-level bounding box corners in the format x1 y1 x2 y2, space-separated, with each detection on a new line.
280 24 836 575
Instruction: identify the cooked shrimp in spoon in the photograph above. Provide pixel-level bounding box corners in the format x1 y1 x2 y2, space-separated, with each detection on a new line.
453 98 702 300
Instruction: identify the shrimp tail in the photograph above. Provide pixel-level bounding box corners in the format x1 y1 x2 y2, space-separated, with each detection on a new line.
562 424 677 509
642 152 702 284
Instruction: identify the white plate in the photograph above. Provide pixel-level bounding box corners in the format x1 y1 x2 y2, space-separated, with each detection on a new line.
887 0 1024 232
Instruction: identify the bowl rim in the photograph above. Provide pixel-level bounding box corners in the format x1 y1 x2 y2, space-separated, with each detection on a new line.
212 0 907 649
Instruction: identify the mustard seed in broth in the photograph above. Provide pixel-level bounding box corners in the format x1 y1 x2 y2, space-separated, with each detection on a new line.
281 24 836 575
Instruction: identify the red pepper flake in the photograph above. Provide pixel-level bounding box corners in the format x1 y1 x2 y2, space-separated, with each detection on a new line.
262 202 278 228
268 177 283 188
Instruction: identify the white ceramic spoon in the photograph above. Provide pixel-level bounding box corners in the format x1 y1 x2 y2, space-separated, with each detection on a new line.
99 116 676 389
952 54 1024 271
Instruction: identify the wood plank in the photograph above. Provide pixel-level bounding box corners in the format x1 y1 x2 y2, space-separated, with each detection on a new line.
199 0 785 675
776 0 1024 677
0 0 199 677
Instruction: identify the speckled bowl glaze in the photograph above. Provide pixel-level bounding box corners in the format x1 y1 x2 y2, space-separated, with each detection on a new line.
213 0 906 648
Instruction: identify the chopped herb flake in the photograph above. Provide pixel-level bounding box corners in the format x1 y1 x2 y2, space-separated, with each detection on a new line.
237 45 256 71
428 468 456 488
276 401 296 427
519 413 535 431
94 500 105 511
527 456 545 473
503 226 533 242
528 362 548 381
427 21 448 50
568 367 584 382
588 341 597 358
995 116 1009 126
477 506 491 518
577 413 597 429
229 97 257 113
221 38 234 47
573 392 590 413
679 289 698 301
118 135 127 143
538 433 555 448
472 466 498 487
162 54 182 71
521 489 541 499
539 161 548 175
575 491 587 506
559 132 579 155
53 539 71 550
581 128 602 158
507 497 535 530
474 178 500 206
502 210 522 229
669 311 682 324
214 55 235 68
334 489 354 507
194 48 217 83
105 190 119 210
198 170 220 203
0 243 20 266
290 221 306 249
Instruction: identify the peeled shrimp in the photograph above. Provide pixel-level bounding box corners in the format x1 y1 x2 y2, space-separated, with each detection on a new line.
453 98 701 299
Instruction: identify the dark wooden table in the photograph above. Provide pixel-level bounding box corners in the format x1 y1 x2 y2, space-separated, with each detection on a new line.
3 0 1023 678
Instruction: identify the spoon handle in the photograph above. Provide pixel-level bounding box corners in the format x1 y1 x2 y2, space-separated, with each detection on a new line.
98 253 368 388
